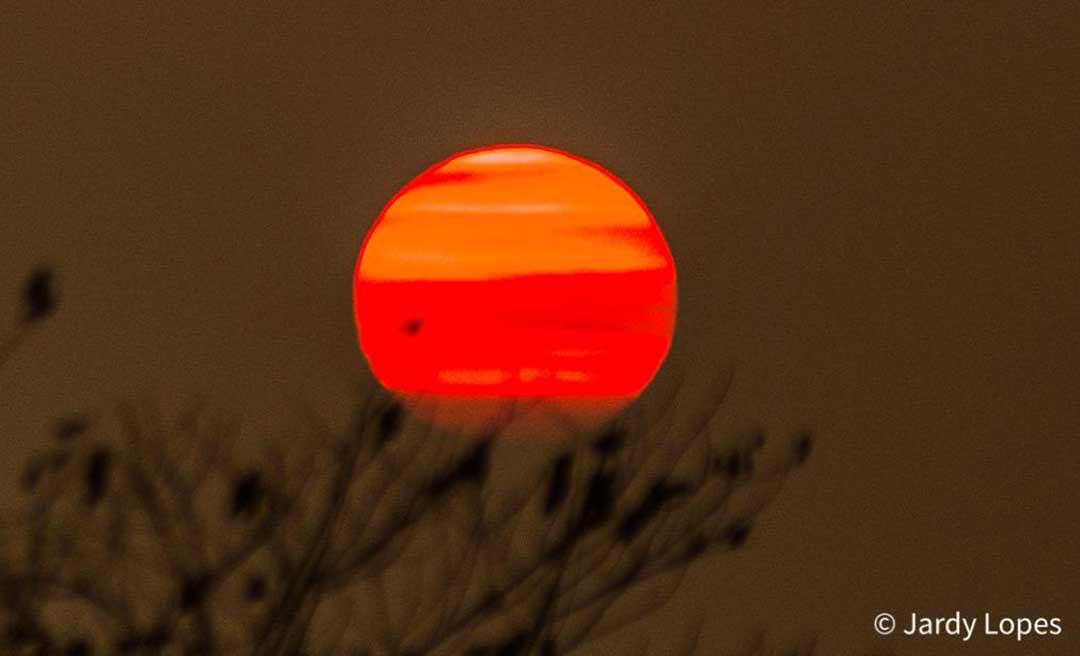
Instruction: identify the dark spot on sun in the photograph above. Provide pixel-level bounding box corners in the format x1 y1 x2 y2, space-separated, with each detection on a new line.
401 317 423 335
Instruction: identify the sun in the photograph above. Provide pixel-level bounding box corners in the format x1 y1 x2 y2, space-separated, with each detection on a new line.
353 144 676 434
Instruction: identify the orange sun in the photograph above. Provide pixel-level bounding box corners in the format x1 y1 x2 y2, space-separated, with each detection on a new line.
353 145 676 434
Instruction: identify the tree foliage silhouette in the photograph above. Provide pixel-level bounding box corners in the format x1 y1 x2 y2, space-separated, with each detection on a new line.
1 267 818 656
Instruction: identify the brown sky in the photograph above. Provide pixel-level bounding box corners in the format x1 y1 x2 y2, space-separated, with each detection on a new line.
3 3 1079 654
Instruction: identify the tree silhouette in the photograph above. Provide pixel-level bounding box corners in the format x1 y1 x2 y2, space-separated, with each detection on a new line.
1 267 820 655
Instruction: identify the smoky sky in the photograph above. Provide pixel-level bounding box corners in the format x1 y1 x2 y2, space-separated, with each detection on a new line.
3 3 1079 654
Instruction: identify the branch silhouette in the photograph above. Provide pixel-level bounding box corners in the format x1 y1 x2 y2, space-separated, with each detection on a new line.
2 267 821 656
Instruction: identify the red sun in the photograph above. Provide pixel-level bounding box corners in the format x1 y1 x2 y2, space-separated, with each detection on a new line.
353 145 676 433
